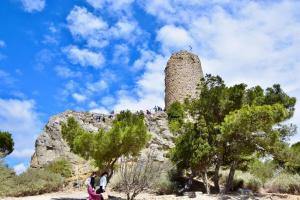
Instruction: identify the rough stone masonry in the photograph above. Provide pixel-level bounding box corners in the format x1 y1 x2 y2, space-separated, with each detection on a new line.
165 51 204 109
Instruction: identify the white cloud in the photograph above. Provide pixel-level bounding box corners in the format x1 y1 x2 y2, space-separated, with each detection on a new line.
86 0 134 12
0 40 5 48
157 25 193 53
54 65 82 78
13 163 27 175
64 45 105 68
111 20 138 40
72 93 87 103
114 53 167 111
112 44 130 64
88 101 98 108
21 0 45 12
67 6 107 37
86 80 108 92
89 107 109 114
132 49 156 71
86 0 104 9
0 99 42 161
0 70 15 86
67 6 108 48
11 149 34 158
101 96 115 106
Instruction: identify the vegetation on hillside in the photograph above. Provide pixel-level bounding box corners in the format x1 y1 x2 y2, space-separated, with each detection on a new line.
0 159 71 197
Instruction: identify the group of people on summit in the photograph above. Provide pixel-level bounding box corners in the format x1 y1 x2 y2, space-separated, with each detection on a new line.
86 171 108 200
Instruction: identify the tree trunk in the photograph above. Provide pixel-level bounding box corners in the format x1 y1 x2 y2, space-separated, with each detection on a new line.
213 163 220 193
202 171 210 194
107 158 118 182
225 162 236 193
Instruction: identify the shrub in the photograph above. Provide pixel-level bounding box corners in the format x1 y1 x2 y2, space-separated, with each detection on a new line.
111 153 166 200
249 159 275 184
0 163 64 197
12 168 64 196
220 170 262 192
0 162 16 197
44 158 72 178
154 172 176 195
265 172 300 194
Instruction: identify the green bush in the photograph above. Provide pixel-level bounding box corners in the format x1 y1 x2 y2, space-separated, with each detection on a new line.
44 158 72 178
265 172 300 194
12 168 64 196
220 170 262 192
0 162 16 197
154 172 176 195
0 162 64 197
249 160 275 184
167 102 185 133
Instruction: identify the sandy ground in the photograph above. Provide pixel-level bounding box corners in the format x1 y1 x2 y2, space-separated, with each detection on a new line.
2 190 300 200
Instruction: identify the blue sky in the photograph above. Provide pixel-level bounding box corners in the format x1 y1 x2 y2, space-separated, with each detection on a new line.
0 0 300 174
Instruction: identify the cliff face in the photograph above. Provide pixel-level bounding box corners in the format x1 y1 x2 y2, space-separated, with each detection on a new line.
30 110 174 177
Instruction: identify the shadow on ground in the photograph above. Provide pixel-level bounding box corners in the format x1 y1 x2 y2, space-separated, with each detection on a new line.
51 196 125 200
51 198 86 200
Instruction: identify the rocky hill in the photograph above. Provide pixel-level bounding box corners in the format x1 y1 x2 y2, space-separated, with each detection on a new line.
30 110 174 179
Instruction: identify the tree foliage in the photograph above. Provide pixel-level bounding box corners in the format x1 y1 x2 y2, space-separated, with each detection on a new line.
168 74 297 193
0 131 14 158
220 104 289 192
167 101 185 133
61 110 151 179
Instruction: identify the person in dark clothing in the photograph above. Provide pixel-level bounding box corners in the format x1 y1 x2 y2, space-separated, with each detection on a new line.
90 172 97 189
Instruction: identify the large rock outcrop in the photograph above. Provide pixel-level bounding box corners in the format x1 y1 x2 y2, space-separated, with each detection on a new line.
30 110 174 178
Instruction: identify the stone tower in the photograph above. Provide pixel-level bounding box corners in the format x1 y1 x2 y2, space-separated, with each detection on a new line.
165 51 204 109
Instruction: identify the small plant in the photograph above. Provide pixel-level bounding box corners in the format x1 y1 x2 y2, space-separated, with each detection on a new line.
112 153 166 200
0 162 16 197
44 158 72 178
0 162 64 197
155 171 176 195
265 172 300 194
220 170 262 192
249 159 275 184
13 168 64 196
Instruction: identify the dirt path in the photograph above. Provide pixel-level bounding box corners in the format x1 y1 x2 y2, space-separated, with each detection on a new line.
2 190 300 200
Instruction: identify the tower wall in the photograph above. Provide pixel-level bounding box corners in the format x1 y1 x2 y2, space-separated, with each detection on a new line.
165 51 203 109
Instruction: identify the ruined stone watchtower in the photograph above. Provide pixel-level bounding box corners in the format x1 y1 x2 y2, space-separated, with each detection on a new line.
165 51 204 109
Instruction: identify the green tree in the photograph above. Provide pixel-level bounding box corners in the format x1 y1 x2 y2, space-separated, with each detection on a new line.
168 74 296 193
0 131 14 158
219 104 289 192
167 101 185 133
279 142 300 174
171 120 212 193
61 111 150 180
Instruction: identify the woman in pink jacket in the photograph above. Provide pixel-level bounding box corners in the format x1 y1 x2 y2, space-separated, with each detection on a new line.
87 185 103 200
